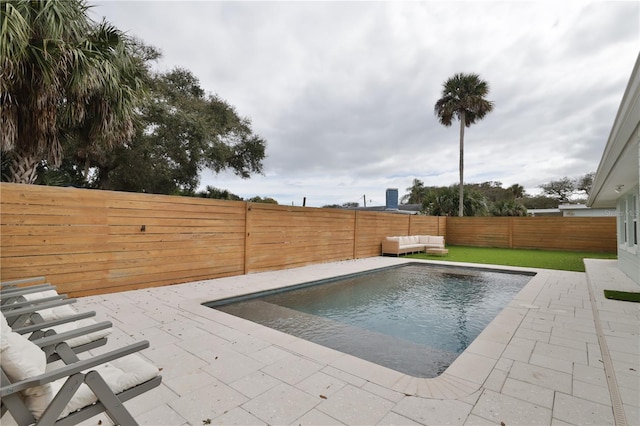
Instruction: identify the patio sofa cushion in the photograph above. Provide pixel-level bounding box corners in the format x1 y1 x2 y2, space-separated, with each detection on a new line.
381 235 445 256
419 235 445 247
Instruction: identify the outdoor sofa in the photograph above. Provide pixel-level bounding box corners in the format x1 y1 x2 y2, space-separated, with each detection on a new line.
381 235 445 256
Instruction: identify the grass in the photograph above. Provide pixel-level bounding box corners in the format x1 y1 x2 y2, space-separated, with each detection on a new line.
406 246 617 272
603 290 640 303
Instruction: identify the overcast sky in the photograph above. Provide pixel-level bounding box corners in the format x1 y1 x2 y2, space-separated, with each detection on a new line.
91 1 639 207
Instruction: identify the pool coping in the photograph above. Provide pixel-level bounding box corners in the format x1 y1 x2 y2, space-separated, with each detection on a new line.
178 258 552 400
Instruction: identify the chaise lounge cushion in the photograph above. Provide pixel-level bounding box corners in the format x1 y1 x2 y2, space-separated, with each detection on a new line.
1 311 160 420
0 313 53 417
49 354 159 419
22 290 111 347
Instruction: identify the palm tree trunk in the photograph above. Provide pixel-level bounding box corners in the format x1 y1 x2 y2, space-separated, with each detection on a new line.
9 153 40 184
83 157 91 181
458 112 465 217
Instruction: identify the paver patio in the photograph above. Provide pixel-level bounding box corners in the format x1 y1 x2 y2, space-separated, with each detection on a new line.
2 257 638 425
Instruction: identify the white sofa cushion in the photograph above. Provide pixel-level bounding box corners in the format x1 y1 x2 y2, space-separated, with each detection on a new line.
399 236 412 245
398 236 420 245
429 236 444 245
418 236 430 244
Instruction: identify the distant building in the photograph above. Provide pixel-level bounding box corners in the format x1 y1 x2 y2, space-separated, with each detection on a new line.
528 204 616 217
353 188 422 214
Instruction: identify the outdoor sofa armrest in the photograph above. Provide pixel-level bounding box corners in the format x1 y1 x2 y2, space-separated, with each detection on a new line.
381 238 400 252
0 340 150 396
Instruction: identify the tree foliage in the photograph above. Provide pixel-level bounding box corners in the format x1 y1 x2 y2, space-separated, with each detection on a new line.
539 177 575 203
90 68 267 194
402 178 426 204
247 196 278 204
1 0 147 183
434 73 494 216
322 202 360 209
405 180 531 216
422 185 489 217
466 181 512 203
194 186 243 201
575 172 595 196
1 1 266 195
520 195 558 209
538 173 595 204
508 183 525 199
404 172 595 216
490 200 528 217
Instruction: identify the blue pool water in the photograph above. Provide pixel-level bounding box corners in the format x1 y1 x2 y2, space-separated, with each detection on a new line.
210 263 533 377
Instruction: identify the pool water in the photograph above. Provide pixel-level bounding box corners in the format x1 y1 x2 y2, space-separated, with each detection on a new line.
210 263 533 377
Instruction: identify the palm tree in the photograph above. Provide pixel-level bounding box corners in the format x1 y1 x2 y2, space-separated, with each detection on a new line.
402 178 425 204
491 200 528 216
422 185 489 216
508 183 525 199
434 73 494 216
1 0 146 184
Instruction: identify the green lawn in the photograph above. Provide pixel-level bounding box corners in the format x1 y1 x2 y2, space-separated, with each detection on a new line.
406 246 617 272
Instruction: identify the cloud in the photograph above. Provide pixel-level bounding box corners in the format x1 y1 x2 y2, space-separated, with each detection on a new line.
92 0 639 207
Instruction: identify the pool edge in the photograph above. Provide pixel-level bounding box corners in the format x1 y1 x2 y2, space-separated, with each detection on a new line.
177 258 553 400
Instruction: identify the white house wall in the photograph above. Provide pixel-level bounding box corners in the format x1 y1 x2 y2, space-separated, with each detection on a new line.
588 53 640 285
616 184 640 284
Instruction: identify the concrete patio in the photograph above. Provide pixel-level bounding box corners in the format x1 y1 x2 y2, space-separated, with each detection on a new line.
4 257 638 425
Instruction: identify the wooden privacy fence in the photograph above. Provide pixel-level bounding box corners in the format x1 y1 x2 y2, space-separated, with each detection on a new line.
446 217 617 252
1 184 615 297
0 183 444 296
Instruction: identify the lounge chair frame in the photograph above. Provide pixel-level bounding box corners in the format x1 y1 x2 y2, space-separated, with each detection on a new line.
1 340 161 425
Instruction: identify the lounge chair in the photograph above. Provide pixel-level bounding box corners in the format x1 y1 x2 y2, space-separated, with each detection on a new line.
0 277 47 290
1 278 74 327
1 284 111 359
1 283 58 306
0 313 162 425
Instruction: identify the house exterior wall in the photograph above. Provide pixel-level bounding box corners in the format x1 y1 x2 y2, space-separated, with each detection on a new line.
588 53 640 285
560 205 617 217
616 184 640 284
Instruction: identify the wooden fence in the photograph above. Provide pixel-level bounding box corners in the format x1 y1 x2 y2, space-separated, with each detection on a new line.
0 184 444 296
446 217 617 252
0 183 615 297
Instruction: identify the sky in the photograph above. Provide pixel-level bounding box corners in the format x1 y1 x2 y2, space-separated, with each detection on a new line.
91 1 639 207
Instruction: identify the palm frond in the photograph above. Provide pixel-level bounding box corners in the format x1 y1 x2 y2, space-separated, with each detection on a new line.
2 0 148 183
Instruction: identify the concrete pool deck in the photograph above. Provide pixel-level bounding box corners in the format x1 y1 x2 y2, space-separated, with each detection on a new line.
4 257 638 425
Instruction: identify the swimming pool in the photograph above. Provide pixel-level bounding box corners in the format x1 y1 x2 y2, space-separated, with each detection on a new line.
208 263 534 378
